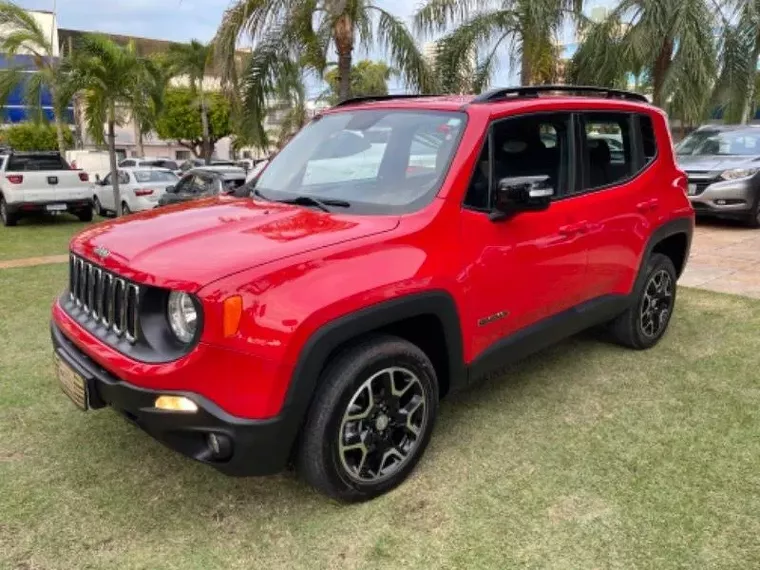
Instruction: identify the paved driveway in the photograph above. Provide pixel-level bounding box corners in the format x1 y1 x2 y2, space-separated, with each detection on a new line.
681 220 760 298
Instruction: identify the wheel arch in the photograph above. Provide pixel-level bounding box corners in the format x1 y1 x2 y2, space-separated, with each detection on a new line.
634 216 693 293
278 291 466 457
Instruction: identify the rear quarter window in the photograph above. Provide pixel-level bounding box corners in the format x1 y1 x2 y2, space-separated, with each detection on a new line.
6 154 70 171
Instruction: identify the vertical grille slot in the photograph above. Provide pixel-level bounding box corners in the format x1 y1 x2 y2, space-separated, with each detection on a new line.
67 254 141 343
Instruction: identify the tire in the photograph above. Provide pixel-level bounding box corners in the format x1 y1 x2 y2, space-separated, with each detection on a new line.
608 253 678 349
1 196 18 227
93 196 103 217
296 335 439 502
76 208 93 222
121 202 131 215
745 198 760 229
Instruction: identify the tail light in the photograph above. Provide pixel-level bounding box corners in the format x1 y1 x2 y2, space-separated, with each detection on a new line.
6 174 23 184
78 172 89 182
134 188 154 196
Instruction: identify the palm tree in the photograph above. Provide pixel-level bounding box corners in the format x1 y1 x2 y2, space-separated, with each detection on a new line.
0 1 74 153
166 40 214 163
570 0 717 111
714 0 760 124
66 35 154 216
214 0 435 144
130 56 168 157
414 0 584 91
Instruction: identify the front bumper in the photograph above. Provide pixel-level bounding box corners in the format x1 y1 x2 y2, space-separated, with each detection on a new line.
51 321 294 476
688 177 757 217
6 198 92 215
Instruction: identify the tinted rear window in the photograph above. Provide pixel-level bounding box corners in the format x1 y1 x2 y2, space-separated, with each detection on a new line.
6 154 69 171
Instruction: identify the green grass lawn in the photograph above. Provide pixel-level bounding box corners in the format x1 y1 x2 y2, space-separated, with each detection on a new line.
0 213 104 261
1 265 759 569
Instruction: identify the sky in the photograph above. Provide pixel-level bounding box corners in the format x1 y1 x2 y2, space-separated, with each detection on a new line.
17 0 615 96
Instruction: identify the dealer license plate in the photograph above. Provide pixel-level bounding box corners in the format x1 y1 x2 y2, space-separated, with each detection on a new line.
54 352 88 410
46 203 67 212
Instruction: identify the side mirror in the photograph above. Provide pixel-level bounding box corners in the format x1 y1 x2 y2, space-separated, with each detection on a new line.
490 175 553 221
94 174 100 182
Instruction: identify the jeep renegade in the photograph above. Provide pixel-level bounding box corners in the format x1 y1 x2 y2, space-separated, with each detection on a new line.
51 86 694 502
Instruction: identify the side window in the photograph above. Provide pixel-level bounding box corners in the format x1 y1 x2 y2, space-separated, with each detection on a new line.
118 171 129 185
639 114 657 165
580 113 633 191
120 160 134 167
464 113 570 210
102 173 112 185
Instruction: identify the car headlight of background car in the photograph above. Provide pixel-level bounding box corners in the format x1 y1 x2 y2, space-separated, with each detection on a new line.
720 168 760 181
167 291 199 343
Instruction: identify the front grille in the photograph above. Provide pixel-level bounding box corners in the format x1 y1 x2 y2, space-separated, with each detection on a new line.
68 254 140 342
687 172 720 196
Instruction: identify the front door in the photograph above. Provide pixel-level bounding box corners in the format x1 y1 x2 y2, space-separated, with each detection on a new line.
460 112 589 362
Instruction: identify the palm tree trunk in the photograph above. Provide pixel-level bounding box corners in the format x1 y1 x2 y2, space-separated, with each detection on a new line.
133 119 144 157
740 32 760 124
334 14 355 101
520 42 533 86
199 85 211 164
107 113 122 217
652 38 673 107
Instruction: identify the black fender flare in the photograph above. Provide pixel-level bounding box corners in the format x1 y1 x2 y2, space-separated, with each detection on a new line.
276 290 466 454
633 216 693 295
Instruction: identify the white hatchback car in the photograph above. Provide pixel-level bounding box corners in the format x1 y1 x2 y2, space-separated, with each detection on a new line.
92 167 179 215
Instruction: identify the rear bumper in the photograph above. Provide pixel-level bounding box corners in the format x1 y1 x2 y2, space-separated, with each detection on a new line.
5 198 92 215
51 321 294 476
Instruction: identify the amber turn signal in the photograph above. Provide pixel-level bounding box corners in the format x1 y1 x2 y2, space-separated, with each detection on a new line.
223 295 243 337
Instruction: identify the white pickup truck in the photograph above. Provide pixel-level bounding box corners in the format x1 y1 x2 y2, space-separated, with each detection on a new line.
0 151 93 227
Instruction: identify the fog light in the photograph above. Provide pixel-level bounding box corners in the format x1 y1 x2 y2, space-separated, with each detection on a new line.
154 395 198 412
207 433 232 460
716 199 727 205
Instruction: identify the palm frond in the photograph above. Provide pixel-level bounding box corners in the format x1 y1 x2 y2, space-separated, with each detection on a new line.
371 6 438 94
414 0 483 37
0 1 51 56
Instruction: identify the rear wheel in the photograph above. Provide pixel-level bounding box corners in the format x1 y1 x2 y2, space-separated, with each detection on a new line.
76 208 93 222
297 335 439 502
1 196 18 227
607 253 677 349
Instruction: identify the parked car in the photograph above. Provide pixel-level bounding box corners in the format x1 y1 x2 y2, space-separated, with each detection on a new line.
158 167 247 207
0 150 91 226
178 158 237 173
245 159 268 183
676 125 760 227
51 86 693 502
119 157 180 172
92 168 178 215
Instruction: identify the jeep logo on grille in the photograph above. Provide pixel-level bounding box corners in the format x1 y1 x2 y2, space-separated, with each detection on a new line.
93 245 110 259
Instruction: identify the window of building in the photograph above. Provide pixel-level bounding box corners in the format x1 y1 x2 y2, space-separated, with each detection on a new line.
175 150 191 161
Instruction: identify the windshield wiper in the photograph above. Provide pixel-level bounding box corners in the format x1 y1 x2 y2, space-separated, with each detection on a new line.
253 188 275 202
279 195 351 212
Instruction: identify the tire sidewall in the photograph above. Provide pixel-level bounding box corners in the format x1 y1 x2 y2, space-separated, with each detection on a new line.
310 340 439 501
93 197 102 216
633 254 677 348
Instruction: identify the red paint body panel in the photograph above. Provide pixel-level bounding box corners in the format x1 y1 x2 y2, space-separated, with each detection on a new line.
52 95 694 420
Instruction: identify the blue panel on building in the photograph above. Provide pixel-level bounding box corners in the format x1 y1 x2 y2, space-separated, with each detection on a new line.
0 54 73 124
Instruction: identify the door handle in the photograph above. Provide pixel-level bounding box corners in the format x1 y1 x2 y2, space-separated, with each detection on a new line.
637 198 659 212
559 221 589 236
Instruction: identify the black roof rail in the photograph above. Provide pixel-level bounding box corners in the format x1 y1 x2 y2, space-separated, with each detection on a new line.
472 85 648 104
332 94 439 107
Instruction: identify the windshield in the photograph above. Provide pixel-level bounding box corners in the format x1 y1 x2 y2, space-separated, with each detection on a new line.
676 129 760 156
134 170 178 183
254 109 466 214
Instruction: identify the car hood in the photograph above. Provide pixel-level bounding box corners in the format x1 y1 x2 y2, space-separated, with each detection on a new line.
70 197 400 290
676 154 760 173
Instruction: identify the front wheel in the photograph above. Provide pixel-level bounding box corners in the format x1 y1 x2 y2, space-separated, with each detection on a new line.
745 199 760 229
76 208 93 222
607 253 677 349
121 202 131 215
93 196 103 217
297 335 439 502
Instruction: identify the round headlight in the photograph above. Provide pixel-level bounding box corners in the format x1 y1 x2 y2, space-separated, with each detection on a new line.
167 291 198 343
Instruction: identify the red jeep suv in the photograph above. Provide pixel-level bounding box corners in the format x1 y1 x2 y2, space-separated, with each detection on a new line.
51 86 694 501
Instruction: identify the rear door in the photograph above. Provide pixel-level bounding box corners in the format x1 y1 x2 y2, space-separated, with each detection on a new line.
570 111 658 300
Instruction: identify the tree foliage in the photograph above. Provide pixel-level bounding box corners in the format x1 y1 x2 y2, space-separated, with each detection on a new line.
325 60 391 103
0 122 74 151
155 88 231 156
